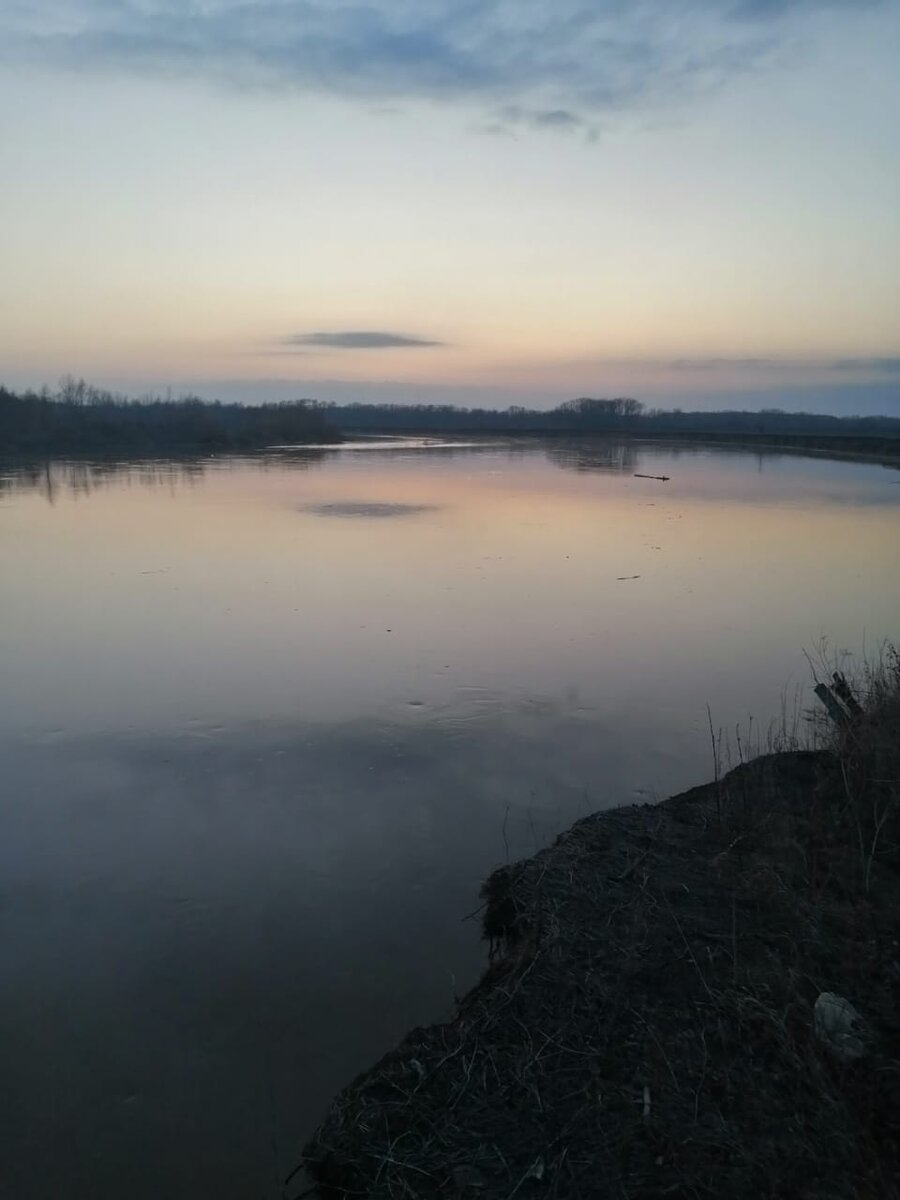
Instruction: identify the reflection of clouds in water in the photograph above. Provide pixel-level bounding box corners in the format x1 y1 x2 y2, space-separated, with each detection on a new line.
306 501 439 519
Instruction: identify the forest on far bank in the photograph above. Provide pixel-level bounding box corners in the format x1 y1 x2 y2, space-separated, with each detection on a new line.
322 394 900 437
3 379 900 455
0 379 339 453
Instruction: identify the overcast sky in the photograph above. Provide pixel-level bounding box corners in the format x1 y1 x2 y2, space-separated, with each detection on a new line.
2 0 899 411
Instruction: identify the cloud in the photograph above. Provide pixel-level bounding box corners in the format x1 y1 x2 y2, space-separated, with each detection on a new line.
562 356 900 378
2 1 883 130
831 357 900 375
551 356 819 375
284 331 446 350
490 105 599 139
664 356 788 371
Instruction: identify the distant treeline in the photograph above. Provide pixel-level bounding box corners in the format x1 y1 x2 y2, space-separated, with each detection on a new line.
4 384 900 457
323 395 900 438
0 379 338 454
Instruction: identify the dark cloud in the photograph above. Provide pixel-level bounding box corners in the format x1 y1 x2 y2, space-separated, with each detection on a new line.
831 357 900 375
665 357 787 371
494 105 599 139
285 331 446 350
607 356 900 380
2 1 881 130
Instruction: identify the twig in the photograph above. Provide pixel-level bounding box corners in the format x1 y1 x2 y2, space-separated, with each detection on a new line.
613 845 652 882
663 894 715 1001
707 704 722 822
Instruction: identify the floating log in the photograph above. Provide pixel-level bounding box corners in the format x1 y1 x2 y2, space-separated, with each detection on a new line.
634 473 670 481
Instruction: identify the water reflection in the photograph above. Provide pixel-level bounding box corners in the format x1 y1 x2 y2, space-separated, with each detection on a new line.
0 449 344 503
307 501 439 519
0 456 209 503
1 708 624 1199
0 443 495 502
1 440 898 1199
5 437 897 512
545 439 638 474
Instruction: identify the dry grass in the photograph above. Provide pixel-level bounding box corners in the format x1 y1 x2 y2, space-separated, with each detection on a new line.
300 668 900 1199
828 647 900 892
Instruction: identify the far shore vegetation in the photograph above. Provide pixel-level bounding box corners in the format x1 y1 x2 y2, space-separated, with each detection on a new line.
3 381 900 463
0 378 340 454
324 395 900 464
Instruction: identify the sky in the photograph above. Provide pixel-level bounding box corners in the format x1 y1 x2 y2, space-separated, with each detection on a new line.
1 0 899 412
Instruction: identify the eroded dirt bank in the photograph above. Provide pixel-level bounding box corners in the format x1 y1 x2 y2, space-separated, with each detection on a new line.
302 746 900 1199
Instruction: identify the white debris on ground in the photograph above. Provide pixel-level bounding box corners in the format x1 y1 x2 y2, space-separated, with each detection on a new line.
814 993 867 1062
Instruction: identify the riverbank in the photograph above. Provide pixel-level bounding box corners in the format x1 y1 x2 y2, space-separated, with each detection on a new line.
333 428 900 469
302 675 900 1198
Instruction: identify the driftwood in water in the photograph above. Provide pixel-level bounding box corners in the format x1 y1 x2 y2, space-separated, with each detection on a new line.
634 473 670 481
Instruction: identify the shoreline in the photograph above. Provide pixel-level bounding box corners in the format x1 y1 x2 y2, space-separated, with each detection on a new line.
3 430 899 470
332 427 900 468
302 744 900 1198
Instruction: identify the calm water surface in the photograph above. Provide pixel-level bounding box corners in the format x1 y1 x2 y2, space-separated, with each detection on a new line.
1 439 898 1197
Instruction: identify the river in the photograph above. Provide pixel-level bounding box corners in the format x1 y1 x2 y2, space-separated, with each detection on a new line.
1 438 898 1197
